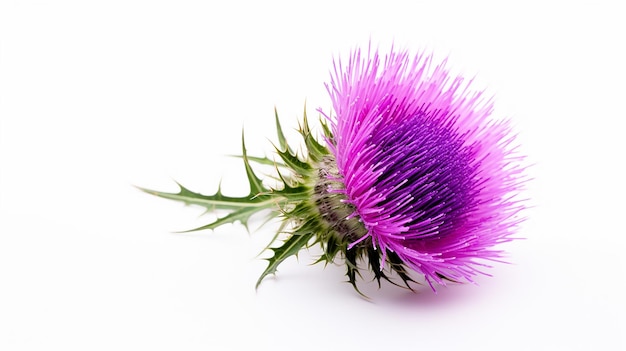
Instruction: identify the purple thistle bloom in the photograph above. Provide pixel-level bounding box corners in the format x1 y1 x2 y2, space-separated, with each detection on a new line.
323 47 526 288
142 45 526 294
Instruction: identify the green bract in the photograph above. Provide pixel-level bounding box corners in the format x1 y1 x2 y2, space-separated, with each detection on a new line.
139 108 416 294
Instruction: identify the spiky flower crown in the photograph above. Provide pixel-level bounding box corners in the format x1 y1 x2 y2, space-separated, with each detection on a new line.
141 47 526 295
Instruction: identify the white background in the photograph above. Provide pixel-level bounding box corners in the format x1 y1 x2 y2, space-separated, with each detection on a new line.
1 1 625 350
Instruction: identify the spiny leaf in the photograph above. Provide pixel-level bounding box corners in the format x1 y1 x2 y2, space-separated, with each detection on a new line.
256 230 314 289
136 182 271 211
255 160 308 201
298 108 328 161
179 205 279 233
271 181 311 200
241 130 266 196
256 219 291 258
274 146 311 174
230 154 285 168
274 107 290 152
387 251 417 290
302 132 328 162
313 232 343 266
367 246 386 288
320 117 333 139
345 248 367 298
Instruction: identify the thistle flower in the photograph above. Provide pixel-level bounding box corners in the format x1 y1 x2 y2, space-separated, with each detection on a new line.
141 46 526 294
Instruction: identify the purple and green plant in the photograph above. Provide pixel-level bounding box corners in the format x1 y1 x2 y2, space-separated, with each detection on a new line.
140 46 527 294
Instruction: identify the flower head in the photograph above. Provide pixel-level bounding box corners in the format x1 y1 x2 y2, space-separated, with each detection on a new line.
322 47 525 288
141 46 526 294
